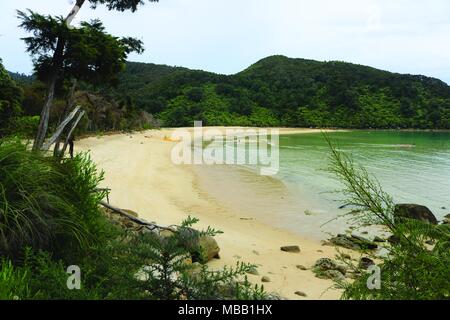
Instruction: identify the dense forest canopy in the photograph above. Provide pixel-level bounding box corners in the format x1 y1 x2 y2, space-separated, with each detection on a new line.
114 55 450 129
0 60 24 134
2 55 450 132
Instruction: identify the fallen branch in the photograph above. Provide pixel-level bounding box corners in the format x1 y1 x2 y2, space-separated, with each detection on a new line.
99 201 176 233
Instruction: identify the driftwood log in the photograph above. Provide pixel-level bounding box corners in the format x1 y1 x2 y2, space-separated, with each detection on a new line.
99 201 176 233
98 201 221 263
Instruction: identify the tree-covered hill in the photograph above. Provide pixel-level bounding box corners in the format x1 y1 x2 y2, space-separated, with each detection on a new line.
3 56 450 131
116 55 450 129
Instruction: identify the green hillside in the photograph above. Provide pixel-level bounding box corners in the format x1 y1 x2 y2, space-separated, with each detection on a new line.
116 55 450 128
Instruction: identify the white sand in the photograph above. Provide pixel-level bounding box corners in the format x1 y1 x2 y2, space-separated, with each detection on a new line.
78 127 347 300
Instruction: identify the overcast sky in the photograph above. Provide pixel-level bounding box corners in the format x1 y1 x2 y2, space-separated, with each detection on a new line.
1 0 449 83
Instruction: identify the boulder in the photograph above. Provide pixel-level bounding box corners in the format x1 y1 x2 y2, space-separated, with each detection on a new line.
313 258 347 279
296 265 308 270
160 228 220 263
247 266 259 276
294 291 307 297
315 269 346 281
261 276 271 283
326 234 377 251
340 253 352 260
345 270 362 280
387 234 400 245
394 204 438 225
358 257 375 270
280 245 301 253
266 293 288 300
195 236 221 263
373 236 386 243
314 258 338 270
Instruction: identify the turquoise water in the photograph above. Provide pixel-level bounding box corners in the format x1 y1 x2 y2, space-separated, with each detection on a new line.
195 130 450 239
279 131 450 220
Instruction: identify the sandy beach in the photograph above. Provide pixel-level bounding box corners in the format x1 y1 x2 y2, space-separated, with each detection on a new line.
78 127 346 300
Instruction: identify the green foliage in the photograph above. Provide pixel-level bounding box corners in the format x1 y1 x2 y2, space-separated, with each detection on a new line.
0 258 31 300
0 142 265 299
0 60 24 135
0 139 108 260
18 10 143 87
93 217 266 300
113 56 450 128
89 0 159 12
6 116 40 138
1 218 266 300
326 135 450 300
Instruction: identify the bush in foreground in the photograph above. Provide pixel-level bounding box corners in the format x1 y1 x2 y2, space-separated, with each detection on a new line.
0 139 110 260
326 135 450 300
0 140 265 300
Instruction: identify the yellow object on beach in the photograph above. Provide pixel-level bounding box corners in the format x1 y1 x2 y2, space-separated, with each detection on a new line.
163 136 181 142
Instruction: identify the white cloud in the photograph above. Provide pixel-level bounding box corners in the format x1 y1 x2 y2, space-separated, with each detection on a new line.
0 0 449 83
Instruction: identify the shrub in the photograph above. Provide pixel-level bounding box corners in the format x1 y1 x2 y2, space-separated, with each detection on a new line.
12 218 266 300
0 139 109 260
8 116 40 138
326 135 450 300
0 258 31 300
0 140 266 300
95 217 267 300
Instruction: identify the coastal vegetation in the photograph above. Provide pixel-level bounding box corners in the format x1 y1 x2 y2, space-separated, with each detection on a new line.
0 139 265 300
0 0 266 301
112 56 450 129
0 0 449 302
326 137 450 299
3 55 450 139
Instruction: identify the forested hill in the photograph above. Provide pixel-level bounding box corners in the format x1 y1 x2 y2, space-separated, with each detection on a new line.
116 55 450 129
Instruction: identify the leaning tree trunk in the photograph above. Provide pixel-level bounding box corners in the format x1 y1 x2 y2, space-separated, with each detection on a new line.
32 0 86 151
60 110 85 158
32 68 58 150
41 106 83 151
54 79 78 156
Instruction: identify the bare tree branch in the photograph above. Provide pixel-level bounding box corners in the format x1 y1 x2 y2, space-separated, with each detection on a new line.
60 110 85 157
41 106 81 151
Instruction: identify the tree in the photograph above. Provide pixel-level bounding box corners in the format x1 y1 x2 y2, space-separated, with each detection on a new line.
0 59 23 135
18 0 158 151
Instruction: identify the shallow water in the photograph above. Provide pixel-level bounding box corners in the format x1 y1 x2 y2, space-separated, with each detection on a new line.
194 131 450 240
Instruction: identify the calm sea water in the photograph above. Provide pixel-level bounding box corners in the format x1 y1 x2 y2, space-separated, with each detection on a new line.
195 131 450 239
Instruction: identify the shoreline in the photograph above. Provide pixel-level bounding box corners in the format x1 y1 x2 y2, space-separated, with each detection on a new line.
78 128 346 300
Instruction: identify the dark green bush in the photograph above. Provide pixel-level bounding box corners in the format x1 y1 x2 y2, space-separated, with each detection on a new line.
0 140 266 300
0 139 108 260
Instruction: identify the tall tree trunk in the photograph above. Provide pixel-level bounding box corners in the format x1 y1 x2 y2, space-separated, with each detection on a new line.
32 0 86 151
33 77 56 150
66 0 86 26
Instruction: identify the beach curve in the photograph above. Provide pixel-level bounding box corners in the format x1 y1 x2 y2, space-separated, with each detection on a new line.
77 127 345 300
